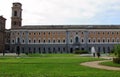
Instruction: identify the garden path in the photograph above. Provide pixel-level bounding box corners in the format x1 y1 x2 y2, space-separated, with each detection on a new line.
80 57 120 71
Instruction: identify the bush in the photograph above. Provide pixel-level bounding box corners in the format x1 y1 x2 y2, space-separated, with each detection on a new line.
113 58 120 64
114 44 120 58
74 50 88 54
113 44 120 64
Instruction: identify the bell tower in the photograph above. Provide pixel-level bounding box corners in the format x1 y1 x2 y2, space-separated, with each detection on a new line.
11 2 22 29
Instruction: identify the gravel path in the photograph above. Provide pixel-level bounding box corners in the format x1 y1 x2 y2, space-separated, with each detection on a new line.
80 59 120 71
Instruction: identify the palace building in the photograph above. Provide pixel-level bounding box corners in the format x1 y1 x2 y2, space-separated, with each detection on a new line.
0 16 6 53
2 2 120 54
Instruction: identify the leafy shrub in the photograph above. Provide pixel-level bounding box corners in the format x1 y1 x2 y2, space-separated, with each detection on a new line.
114 44 120 58
113 58 120 64
113 44 120 64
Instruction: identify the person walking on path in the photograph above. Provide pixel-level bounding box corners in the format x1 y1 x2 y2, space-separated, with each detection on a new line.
91 47 96 57
96 51 100 58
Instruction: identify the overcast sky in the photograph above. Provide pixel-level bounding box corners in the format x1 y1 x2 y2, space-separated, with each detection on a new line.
0 0 120 29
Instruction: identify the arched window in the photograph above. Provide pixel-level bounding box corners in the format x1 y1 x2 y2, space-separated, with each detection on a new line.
48 40 50 43
34 39 36 43
88 39 91 43
14 11 17 16
81 39 84 43
98 39 100 43
39 40 40 43
103 39 105 43
112 39 115 42
58 40 60 43
75 37 79 43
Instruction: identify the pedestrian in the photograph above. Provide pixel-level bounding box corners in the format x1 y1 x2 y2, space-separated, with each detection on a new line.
91 47 96 57
97 52 100 58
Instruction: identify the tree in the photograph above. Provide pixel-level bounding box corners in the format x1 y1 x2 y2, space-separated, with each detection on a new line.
113 44 120 64
114 44 120 58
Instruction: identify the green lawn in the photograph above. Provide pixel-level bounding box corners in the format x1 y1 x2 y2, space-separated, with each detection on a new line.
100 61 120 67
0 54 120 77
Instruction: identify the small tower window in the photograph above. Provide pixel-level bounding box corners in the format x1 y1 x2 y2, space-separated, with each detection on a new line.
14 11 17 16
13 21 17 25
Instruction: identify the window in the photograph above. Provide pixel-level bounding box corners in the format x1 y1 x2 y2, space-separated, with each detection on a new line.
58 47 60 51
70 39 72 43
107 39 110 43
22 47 24 53
29 40 31 43
63 40 65 43
112 32 114 34
58 40 60 43
48 40 50 43
43 48 45 52
75 37 79 43
89 47 91 51
108 47 110 52
98 39 100 42
23 32 24 35
12 40 14 43
48 48 51 52
22 39 24 43
39 48 41 53
103 39 105 43
39 40 40 43
34 39 36 43
63 48 65 51
117 32 119 35
117 38 119 42
103 32 105 35
13 21 17 25
53 40 55 43
53 48 55 52
93 39 95 43
98 47 100 52
44 40 45 43
12 32 14 35
14 11 17 16
48 32 50 35
34 48 36 53
88 39 91 43
81 39 84 43
98 32 100 34
44 32 45 35
81 48 84 50
112 39 115 42
81 32 83 34
103 47 105 53
29 47 31 52
17 38 20 43
76 32 78 35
